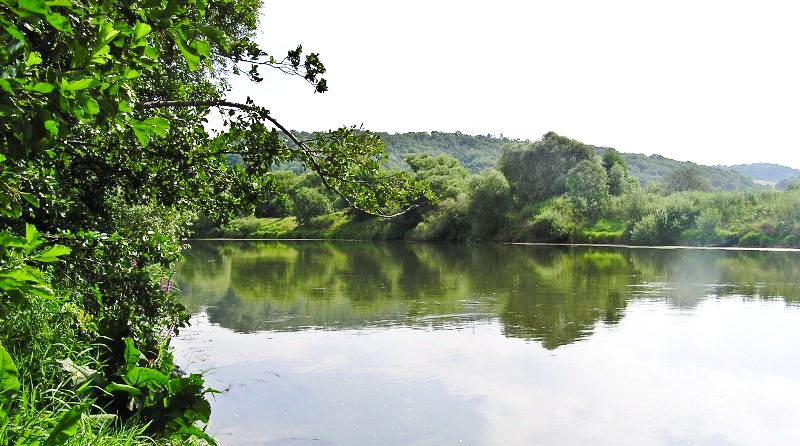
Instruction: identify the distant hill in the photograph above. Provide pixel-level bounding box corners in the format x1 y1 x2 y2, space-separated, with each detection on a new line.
375 131 754 190
617 152 753 190
377 131 514 172
726 163 800 183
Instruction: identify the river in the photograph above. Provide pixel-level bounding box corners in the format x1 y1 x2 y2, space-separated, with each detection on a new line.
173 240 800 445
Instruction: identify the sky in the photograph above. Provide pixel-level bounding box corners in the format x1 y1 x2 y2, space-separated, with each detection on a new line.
225 0 800 169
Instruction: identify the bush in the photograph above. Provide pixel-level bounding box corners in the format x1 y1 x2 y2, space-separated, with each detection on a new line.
293 187 334 224
466 169 512 239
409 195 470 241
740 231 774 247
629 213 660 244
255 194 295 218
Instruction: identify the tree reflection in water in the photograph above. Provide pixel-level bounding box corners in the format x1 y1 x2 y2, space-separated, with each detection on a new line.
177 241 800 349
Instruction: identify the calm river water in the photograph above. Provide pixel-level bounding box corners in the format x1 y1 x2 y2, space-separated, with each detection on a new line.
173 240 800 446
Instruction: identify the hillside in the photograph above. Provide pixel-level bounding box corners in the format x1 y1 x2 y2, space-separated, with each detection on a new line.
726 163 800 183
378 131 516 171
374 131 754 190
619 152 753 190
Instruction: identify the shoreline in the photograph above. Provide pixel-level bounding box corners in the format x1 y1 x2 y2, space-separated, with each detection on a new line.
187 238 800 253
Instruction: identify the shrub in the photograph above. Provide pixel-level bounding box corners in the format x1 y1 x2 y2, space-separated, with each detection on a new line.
409 195 470 241
528 201 575 242
293 187 334 224
466 169 512 239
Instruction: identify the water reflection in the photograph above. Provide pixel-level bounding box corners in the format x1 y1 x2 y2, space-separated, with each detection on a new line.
177 241 800 349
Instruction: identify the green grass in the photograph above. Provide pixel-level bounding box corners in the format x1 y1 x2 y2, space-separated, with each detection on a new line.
219 212 395 240
579 219 626 243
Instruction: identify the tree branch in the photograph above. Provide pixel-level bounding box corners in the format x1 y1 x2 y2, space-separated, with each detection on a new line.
134 100 414 218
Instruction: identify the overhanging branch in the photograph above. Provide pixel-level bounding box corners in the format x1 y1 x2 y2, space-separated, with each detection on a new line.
134 100 414 218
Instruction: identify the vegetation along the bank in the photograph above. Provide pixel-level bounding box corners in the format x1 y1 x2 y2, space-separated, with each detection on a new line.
0 1 423 444
212 132 800 248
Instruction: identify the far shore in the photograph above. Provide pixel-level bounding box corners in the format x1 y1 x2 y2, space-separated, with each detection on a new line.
187 238 800 253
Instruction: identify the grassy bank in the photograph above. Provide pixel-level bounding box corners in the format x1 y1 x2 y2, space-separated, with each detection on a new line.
213 187 800 249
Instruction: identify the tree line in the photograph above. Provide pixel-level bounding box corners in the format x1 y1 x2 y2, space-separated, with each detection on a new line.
225 132 800 248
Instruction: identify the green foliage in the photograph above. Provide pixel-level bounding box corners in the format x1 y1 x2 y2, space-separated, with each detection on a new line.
406 154 470 200
629 195 699 244
727 163 800 183
377 131 516 172
623 153 753 190
333 131 756 191
409 195 471 241
565 158 610 221
525 197 576 242
466 169 512 239
1 0 427 443
254 171 298 218
499 132 596 203
669 165 711 192
103 338 215 443
581 219 626 243
607 162 630 196
0 342 20 425
293 188 334 224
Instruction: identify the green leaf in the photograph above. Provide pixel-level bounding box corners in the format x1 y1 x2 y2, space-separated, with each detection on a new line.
173 35 200 71
25 223 38 242
0 342 20 424
31 82 55 93
144 117 170 137
45 0 73 6
43 403 86 446
178 425 216 445
57 358 98 386
124 69 140 79
125 367 168 387
123 338 143 369
131 123 150 147
27 284 56 298
106 382 141 396
4 267 45 283
0 343 20 396
26 51 42 66
44 119 58 136
0 79 11 93
18 0 47 14
45 11 72 33
20 192 39 207
97 21 121 45
83 97 99 115
3 23 26 42
133 22 152 40
32 244 71 262
192 39 210 58
67 78 99 91
0 233 27 248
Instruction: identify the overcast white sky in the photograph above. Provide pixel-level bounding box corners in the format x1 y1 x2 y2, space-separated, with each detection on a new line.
226 0 800 169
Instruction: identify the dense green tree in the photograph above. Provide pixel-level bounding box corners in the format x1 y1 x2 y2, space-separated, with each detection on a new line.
499 132 596 203
601 148 627 172
293 187 334 223
566 159 610 221
608 162 630 195
406 153 470 200
466 169 512 239
669 165 712 192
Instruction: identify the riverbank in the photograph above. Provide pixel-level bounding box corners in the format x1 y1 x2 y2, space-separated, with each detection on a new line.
202 211 800 249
